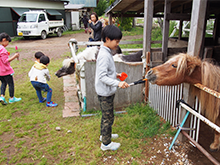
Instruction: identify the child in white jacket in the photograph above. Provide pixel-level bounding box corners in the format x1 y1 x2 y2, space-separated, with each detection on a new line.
28 55 57 107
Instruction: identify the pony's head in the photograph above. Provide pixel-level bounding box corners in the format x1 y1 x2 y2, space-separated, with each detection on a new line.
55 57 76 78
146 53 202 85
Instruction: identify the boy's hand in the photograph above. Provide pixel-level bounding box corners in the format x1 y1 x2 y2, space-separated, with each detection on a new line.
116 73 121 79
89 20 92 23
118 81 129 89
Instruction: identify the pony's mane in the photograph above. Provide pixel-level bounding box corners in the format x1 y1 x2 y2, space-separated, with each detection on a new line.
62 58 74 68
200 60 220 122
175 53 201 77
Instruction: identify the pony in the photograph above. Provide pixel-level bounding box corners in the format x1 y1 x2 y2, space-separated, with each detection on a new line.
146 53 220 151
113 50 143 62
56 46 142 78
55 46 99 78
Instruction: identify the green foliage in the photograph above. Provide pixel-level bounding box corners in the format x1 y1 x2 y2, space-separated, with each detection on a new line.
94 0 108 16
108 0 115 5
169 21 178 36
118 17 134 31
120 27 162 48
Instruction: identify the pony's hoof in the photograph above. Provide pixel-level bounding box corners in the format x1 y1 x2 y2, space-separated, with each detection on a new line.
209 147 218 152
209 144 219 152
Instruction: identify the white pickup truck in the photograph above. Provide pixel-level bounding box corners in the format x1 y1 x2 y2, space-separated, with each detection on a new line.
17 10 64 39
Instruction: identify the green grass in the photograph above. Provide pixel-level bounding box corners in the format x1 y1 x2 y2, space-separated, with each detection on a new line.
62 29 85 35
121 27 162 49
0 30 176 164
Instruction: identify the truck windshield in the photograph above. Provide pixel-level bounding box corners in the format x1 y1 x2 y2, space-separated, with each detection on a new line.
19 13 38 22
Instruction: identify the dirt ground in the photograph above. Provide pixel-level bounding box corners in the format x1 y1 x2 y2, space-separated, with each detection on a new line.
8 32 220 164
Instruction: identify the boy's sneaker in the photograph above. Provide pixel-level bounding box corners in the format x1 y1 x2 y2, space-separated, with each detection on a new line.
39 98 46 103
46 101 58 107
9 97 21 104
101 142 121 151
0 97 7 105
100 134 119 141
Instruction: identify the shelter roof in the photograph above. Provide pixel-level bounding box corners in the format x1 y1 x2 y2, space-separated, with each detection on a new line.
105 0 220 18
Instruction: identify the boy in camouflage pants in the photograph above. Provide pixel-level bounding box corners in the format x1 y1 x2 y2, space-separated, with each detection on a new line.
95 25 129 151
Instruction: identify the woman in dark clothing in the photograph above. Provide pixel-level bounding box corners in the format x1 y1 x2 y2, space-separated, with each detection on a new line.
88 12 102 42
82 14 89 31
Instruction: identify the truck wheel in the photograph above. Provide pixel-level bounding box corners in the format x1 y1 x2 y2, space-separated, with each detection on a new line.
41 31 47 39
57 28 62 37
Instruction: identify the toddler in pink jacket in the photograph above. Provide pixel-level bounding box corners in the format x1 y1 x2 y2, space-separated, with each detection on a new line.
0 32 21 105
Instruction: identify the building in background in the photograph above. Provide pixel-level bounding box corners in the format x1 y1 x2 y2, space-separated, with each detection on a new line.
0 0 69 36
64 0 97 30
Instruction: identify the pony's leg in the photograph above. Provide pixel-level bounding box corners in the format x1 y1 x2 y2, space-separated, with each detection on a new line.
210 116 220 152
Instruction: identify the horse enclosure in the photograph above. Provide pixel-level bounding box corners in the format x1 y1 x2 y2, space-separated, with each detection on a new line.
105 0 220 163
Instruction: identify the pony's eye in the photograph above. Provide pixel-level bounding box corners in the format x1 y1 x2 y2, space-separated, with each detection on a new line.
172 64 177 68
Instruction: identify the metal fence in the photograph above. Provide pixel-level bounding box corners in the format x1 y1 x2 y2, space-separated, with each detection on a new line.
148 83 201 142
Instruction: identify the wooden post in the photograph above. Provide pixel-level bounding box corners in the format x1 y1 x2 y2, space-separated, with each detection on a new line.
145 52 150 102
162 0 171 62
213 14 220 45
187 0 207 56
143 0 153 75
178 20 183 40
108 13 113 25
179 0 208 142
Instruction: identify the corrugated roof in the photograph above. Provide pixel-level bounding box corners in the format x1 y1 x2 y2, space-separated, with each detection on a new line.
69 0 96 7
64 4 85 9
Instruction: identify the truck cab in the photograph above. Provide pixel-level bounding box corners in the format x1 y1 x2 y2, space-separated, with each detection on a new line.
17 10 64 39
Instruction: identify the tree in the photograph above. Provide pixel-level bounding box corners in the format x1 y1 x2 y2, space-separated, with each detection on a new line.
94 0 108 16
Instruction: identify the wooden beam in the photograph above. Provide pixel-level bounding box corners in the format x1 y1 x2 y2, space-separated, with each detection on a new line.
166 13 191 20
121 0 143 13
162 0 171 62
112 13 144 17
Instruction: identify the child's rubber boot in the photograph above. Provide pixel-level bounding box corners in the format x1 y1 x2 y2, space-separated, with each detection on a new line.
9 97 21 104
46 101 58 107
0 97 7 105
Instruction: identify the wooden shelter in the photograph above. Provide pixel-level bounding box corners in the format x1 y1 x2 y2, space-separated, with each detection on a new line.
106 0 220 64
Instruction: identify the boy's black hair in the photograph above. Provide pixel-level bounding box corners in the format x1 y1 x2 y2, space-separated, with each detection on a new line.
102 25 122 42
0 32 11 42
35 51 45 59
40 55 50 65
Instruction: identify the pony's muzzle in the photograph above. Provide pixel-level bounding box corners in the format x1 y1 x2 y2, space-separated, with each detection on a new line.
145 69 157 83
